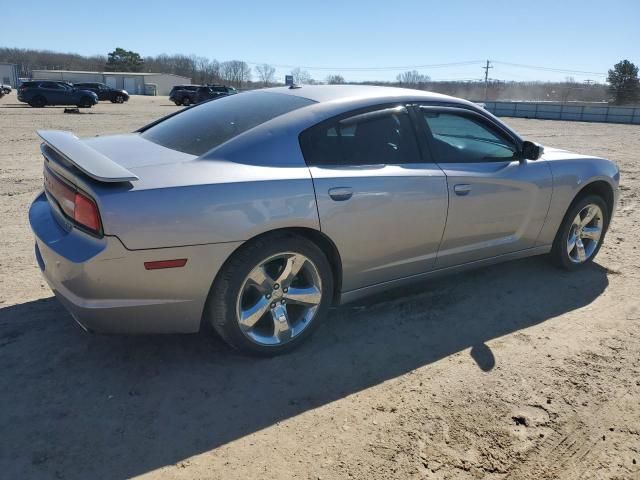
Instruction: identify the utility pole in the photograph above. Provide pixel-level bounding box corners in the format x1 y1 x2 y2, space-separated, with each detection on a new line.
483 60 493 101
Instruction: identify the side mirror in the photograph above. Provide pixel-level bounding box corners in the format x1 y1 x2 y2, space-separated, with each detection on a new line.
522 140 544 160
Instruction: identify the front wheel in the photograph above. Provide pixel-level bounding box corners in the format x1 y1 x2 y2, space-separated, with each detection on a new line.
115 95 125 103
206 233 334 355
182 97 191 106
550 194 609 270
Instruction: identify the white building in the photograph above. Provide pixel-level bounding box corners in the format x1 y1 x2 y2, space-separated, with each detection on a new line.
30 70 191 96
0 62 19 87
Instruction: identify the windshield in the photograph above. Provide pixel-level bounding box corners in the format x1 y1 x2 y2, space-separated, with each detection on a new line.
141 91 315 156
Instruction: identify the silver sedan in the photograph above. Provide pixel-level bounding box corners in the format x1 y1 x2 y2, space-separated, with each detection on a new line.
29 85 620 354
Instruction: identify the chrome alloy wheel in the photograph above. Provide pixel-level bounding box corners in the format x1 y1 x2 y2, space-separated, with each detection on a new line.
567 203 604 263
236 252 323 346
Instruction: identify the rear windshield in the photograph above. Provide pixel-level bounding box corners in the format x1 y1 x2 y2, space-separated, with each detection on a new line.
141 91 315 156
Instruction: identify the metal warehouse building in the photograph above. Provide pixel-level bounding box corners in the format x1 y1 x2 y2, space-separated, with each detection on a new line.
0 62 19 87
30 70 191 96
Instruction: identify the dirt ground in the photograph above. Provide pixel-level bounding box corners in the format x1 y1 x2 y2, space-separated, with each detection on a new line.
1 94 639 480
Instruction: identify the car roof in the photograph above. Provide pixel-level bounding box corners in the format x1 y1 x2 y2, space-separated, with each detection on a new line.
264 84 463 105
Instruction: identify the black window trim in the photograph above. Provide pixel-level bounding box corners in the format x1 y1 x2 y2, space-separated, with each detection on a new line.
413 104 524 163
299 102 431 167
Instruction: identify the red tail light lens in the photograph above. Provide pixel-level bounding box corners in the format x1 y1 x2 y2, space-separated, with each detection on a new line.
44 167 102 235
74 192 102 233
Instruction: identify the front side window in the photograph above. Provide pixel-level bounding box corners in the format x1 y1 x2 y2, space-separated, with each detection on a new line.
142 91 315 156
422 110 517 162
300 106 420 166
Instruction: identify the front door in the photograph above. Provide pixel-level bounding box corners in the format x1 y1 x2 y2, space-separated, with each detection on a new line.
300 105 449 292
416 106 553 268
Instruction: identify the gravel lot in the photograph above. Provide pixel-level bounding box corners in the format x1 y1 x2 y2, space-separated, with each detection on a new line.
1 94 639 480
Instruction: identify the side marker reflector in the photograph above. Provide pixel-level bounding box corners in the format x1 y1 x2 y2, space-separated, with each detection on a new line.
144 259 188 270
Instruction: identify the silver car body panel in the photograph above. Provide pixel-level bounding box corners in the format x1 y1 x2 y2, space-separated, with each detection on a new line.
28 85 620 334
310 163 448 291
534 147 620 246
433 159 553 268
31 191 241 333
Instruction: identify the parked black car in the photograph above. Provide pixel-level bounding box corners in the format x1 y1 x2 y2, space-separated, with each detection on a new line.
194 84 237 104
168 85 200 106
73 82 129 103
17 81 98 108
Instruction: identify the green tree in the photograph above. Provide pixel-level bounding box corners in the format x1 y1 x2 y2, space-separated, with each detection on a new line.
607 59 640 105
105 48 144 72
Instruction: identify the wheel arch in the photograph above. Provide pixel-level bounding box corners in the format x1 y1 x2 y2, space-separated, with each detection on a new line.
573 179 615 219
200 226 344 332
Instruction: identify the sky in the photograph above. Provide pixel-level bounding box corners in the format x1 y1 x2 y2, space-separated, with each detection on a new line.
3 0 639 83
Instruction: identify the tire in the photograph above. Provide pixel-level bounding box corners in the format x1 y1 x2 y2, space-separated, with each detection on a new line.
29 95 46 108
115 95 125 104
173 101 181 106
206 233 334 356
78 96 93 108
550 194 610 270
182 97 191 106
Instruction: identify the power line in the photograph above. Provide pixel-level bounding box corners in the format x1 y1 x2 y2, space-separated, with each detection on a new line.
492 61 607 77
243 60 484 72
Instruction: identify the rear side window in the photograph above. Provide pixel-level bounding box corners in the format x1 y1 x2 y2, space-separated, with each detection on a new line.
142 91 315 156
299 106 420 166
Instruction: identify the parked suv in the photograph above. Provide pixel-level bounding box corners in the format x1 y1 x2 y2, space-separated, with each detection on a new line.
73 82 129 103
169 85 200 106
194 84 237 104
18 81 98 108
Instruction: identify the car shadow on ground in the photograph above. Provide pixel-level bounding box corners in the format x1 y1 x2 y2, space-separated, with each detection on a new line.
0 257 609 479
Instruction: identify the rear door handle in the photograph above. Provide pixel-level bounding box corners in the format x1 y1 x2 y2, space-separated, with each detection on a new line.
453 184 471 196
328 187 353 201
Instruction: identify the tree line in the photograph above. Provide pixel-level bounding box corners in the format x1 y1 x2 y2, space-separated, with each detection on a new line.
1 47 637 104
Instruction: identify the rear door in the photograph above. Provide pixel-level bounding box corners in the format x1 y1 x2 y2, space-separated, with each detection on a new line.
415 105 552 268
301 104 449 292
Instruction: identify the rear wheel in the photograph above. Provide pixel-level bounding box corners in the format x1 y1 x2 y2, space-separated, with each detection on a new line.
29 95 46 108
550 194 609 270
78 96 93 108
182 97 191 106
206 233 333 355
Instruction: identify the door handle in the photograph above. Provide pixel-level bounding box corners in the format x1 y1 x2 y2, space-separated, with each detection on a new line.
453 184 471 196
328 187 353 201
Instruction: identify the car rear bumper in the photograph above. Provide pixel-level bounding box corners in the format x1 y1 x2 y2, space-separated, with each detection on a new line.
29 192 241 334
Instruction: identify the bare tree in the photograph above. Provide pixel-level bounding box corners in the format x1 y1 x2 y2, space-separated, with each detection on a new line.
326 74 345 85
396 70 430 88
221 60 252 88
255 63 276 87
291 67 312 85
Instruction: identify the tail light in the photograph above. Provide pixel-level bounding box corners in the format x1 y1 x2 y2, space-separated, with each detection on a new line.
74 192 101 233
44 167 102 235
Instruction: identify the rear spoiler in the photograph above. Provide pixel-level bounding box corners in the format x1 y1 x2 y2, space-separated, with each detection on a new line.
37 130 139 183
